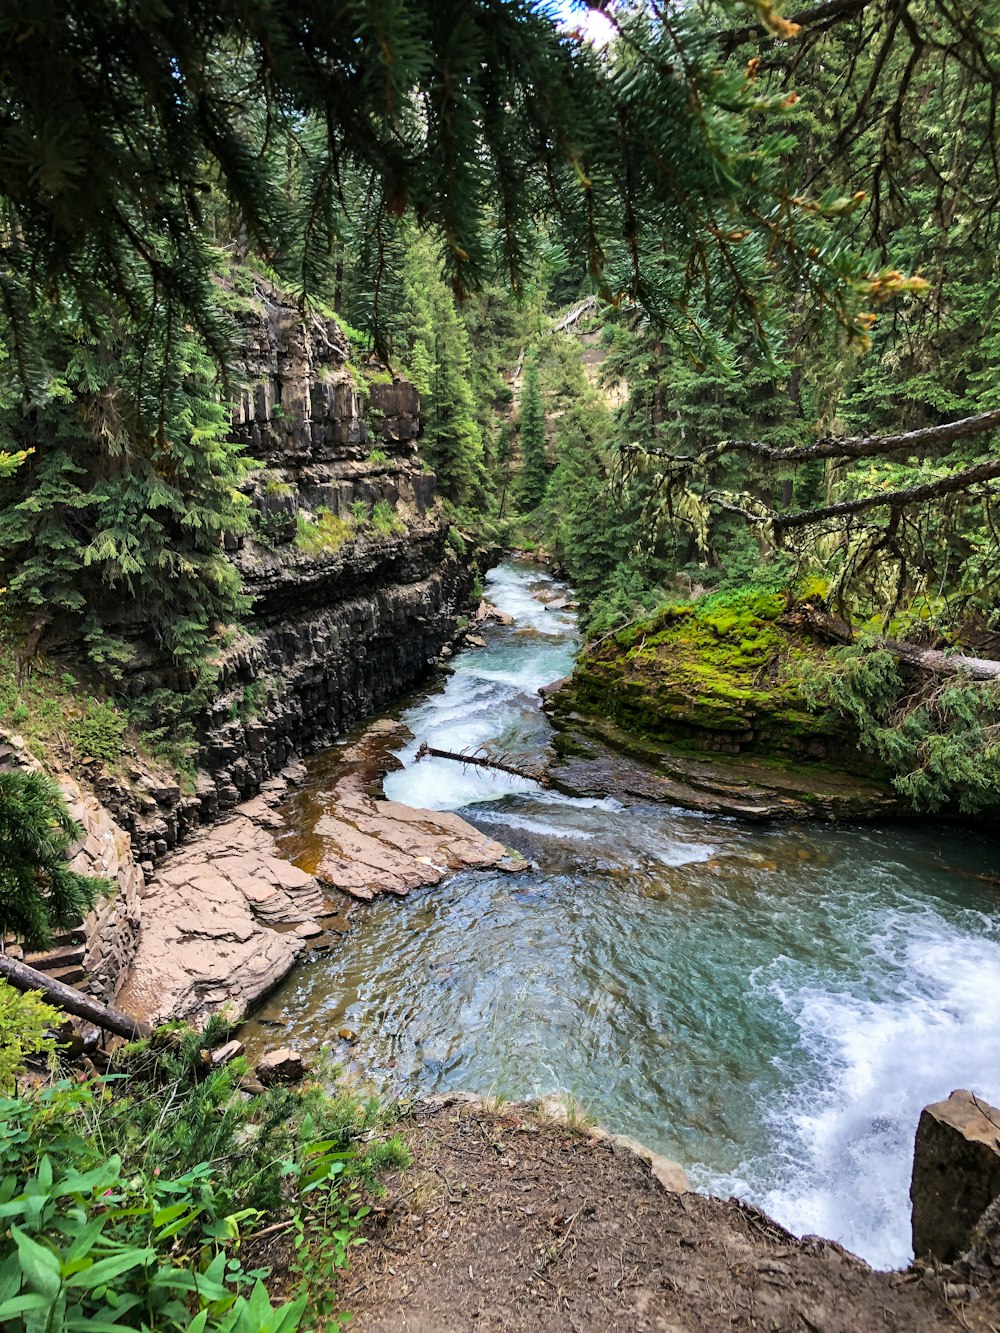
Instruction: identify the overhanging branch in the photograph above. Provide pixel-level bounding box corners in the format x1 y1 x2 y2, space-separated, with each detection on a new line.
695 408 1000 467
773 457 1000 530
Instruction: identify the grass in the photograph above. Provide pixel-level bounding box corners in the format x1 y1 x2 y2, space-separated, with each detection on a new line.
0 627 199 789
294 508 355 555
371 499 407 537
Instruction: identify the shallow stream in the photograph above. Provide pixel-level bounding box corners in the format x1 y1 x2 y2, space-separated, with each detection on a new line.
250 561 1000 1270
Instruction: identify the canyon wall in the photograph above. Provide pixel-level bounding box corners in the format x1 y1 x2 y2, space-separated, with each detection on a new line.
95 284 475 865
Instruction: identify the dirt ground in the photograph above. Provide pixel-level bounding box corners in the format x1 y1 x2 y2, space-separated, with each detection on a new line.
339 1098 998 1333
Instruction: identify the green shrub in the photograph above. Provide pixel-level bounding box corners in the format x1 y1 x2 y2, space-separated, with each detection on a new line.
367 449 389 466
0 1030 408 1330
0 982 60 1092
370 500 405 538
351 499 370 523
446 527 466 556
67 699 128 764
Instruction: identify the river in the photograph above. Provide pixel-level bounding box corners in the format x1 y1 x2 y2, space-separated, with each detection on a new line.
248 560 1000 1271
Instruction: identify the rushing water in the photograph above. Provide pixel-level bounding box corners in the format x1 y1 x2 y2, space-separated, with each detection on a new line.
250 561 1000 1271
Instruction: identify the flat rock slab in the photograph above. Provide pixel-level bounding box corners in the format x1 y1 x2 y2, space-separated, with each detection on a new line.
314 791 525 900
117 812 329 1026
277 720 528 903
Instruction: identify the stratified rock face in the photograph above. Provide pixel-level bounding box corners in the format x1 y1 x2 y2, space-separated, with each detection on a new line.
102 282 476 861
116 806 329 1027
911 1089 1000 1261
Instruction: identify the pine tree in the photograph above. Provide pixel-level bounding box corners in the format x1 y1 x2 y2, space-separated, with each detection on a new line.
401 235 486 507
515 349 548 512
0 771 104 949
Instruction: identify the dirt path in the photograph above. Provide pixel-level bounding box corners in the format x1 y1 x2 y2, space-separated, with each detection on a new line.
342 1099 986 1333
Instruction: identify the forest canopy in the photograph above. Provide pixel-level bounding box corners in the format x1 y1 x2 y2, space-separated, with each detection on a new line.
1 0 999 681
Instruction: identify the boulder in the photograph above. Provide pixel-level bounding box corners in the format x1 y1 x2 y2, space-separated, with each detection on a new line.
257 1047 306 1085
911 1089 1000 1261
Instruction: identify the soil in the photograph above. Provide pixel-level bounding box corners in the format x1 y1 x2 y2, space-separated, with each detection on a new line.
340 1098 997 1333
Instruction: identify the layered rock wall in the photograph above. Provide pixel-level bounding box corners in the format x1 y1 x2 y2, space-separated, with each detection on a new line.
0 735 143 1003
101 282 476 863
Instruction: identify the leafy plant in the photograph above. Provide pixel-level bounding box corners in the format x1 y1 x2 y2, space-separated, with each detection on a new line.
67 700 128 765
0 982 60 1093
293 510 354 556
370 500 405 538
0 1031 407 1331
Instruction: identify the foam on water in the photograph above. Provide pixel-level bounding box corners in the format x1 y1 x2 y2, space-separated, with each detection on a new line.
710 909 1000 1269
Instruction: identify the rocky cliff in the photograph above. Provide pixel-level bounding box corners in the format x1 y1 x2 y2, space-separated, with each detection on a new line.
98 283 477 866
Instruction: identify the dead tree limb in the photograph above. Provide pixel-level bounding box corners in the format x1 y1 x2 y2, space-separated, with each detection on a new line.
0 954 151 1040
790 609 1000 679
652 408 1000 469
415 742 550 786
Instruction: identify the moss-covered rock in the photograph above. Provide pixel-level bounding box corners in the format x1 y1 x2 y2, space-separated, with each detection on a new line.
557 586 871 771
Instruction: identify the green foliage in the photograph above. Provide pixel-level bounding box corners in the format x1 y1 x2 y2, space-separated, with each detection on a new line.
0 770 104 949
800 647 1000 813
293 510 354 556
0 309 253 674
0 1034 406 1331
397 233 487 505
370 501 406 538
515 349 548 512
367 449 389 466
0 982 60 1093
66 701 127 765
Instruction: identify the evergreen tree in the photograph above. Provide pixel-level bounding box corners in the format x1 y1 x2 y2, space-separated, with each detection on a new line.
0 300 251 673
401 235 486 506
515 350 548 512
0 771 103 949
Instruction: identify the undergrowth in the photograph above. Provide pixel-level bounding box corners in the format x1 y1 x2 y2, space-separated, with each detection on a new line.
0 1012 407 1331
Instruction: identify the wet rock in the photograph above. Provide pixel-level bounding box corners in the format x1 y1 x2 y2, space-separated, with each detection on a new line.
475 600 514 626
314 789 527 900
911 1089 1000 1262
257 1047 306 1085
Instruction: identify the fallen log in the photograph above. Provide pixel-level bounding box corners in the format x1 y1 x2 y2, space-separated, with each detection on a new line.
415 742 550 786
787 610 1000 680
0 954 151 1040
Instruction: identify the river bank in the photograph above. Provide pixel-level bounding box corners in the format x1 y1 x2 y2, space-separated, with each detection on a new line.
259 1095 984 1332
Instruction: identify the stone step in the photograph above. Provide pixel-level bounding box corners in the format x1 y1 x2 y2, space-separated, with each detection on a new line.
51 925 87 946
24 944 86 970
46 963 86 985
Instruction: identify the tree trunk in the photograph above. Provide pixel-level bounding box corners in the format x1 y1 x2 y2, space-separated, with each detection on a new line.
415 742 550 785
0 954 151 1040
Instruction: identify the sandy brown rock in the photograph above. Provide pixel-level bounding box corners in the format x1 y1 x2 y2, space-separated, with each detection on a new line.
117 812 329 1026
277 719 528 903
912 1089 1000 1262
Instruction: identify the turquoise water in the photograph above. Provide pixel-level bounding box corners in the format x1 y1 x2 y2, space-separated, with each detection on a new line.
254 562 1000 1270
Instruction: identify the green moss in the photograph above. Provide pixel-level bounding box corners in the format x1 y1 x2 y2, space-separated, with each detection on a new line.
569 584 852 760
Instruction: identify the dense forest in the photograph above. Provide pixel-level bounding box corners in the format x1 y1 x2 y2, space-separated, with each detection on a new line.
2 1 1000 1327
